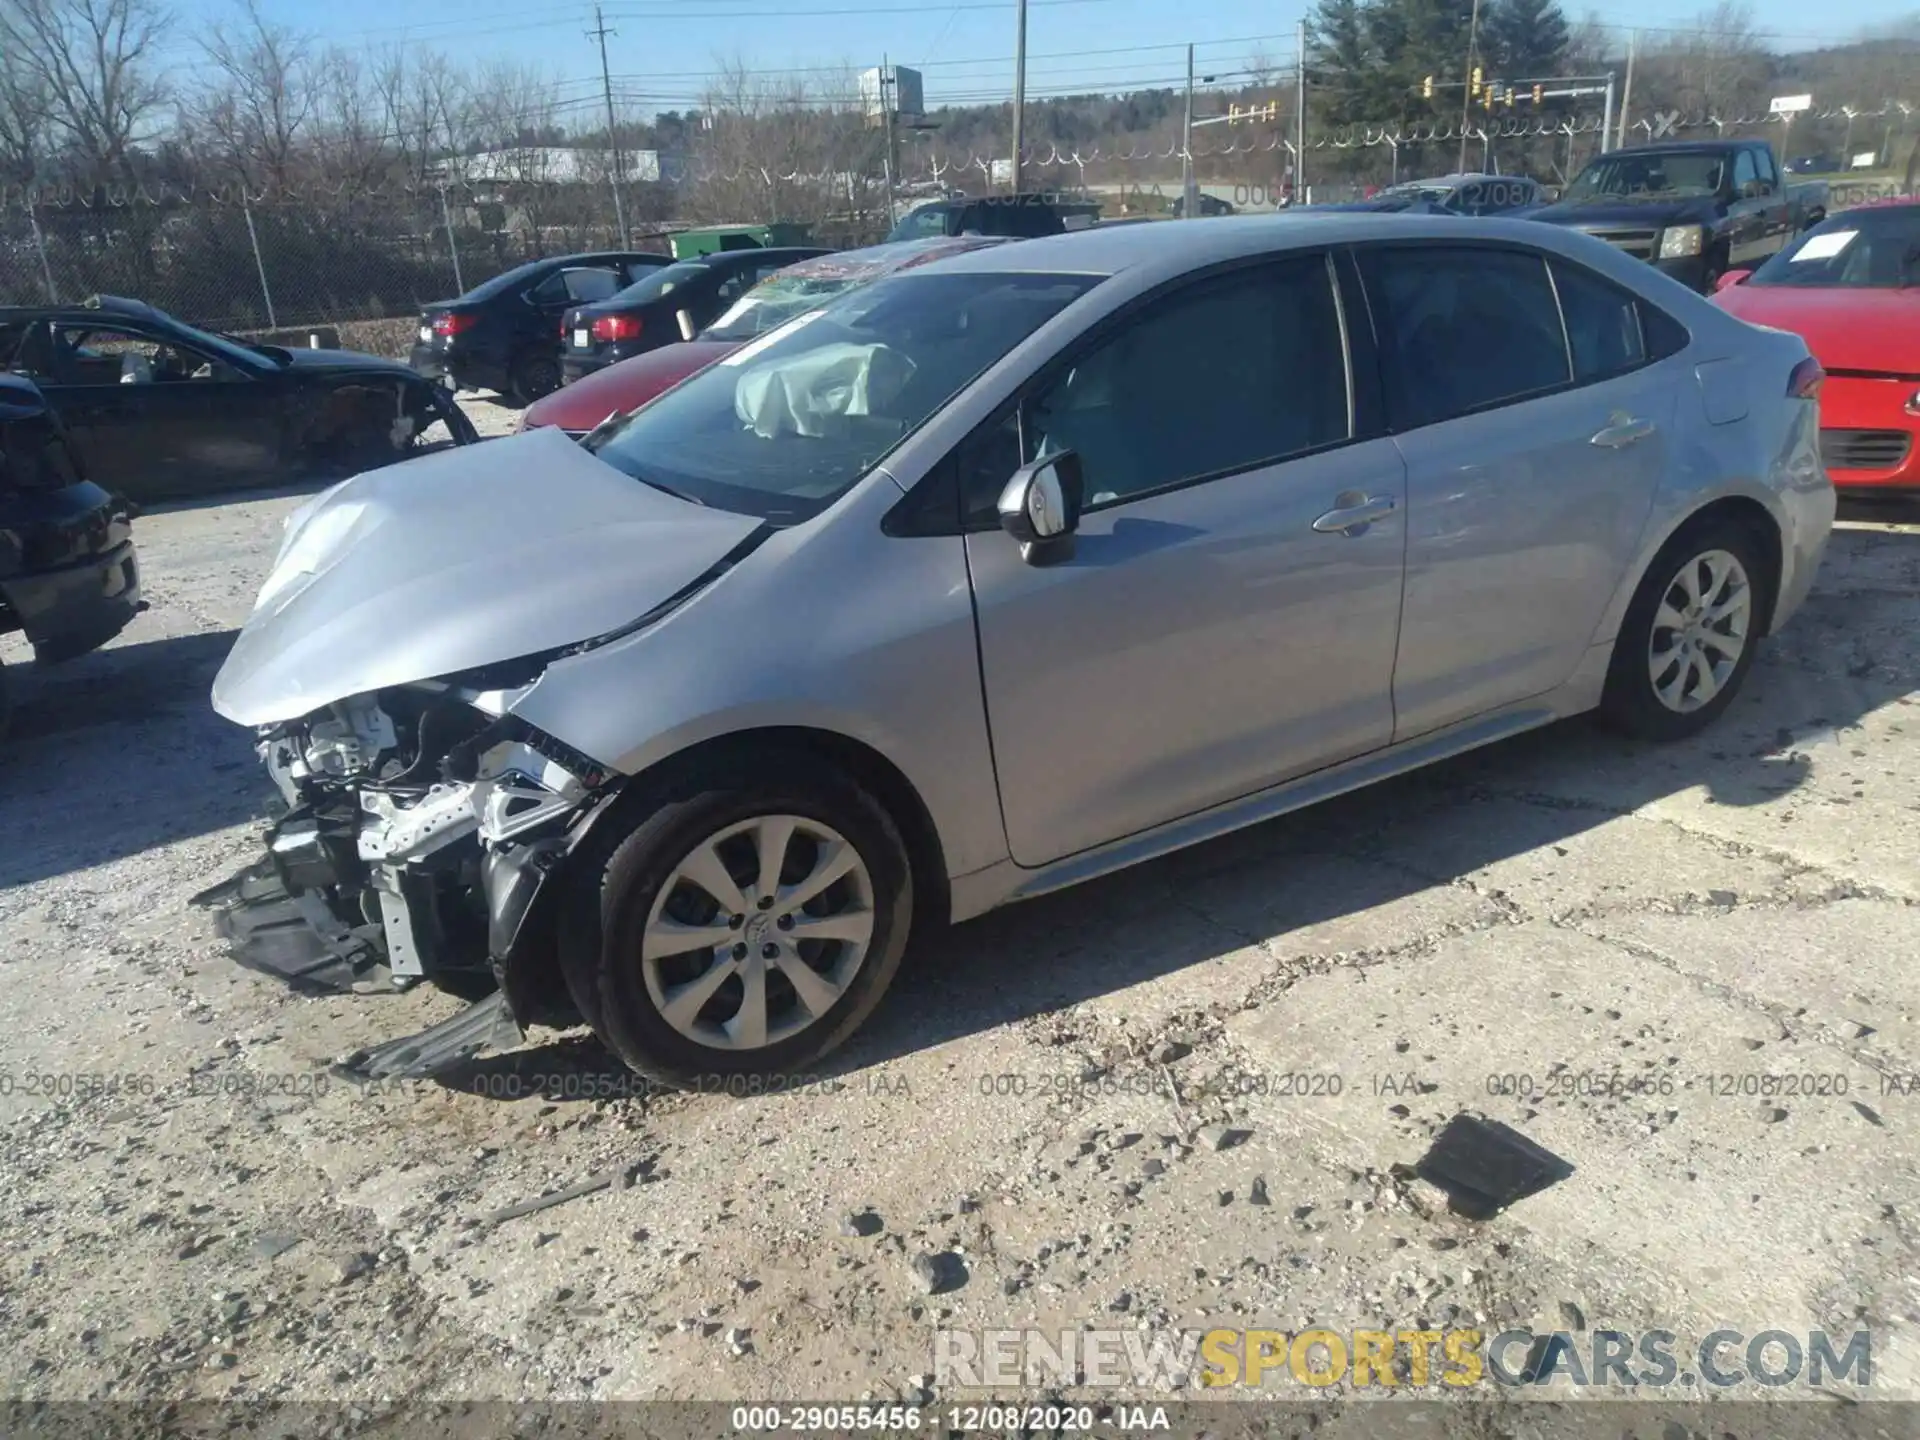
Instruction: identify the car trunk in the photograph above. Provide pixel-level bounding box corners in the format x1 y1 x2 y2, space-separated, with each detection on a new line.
416 303 478 352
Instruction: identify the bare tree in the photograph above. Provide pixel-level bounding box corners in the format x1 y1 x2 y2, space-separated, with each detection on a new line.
0 0 173 183
187 0 318 190
0 59 54 184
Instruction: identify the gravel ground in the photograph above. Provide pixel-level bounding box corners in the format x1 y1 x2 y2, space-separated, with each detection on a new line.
3 411 1920 1414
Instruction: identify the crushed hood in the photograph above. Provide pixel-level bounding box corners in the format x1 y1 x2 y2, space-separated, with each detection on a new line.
211 426 762 727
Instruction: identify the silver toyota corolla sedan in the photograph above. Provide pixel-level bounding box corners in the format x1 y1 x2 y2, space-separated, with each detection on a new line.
204 214 1835 1084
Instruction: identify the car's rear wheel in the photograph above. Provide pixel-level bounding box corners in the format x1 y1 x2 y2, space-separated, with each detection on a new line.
507 351 561 407
559 758 914 1087
1599 518 1769 741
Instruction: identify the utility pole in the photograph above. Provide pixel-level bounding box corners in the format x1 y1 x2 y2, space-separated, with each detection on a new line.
881 55 898 225
1458 0 1480 174
1182 44 1198 218
1600 71 1616 158
1010 0 1028 192
1295 18 1307 201
1617 29 1636 150
589 4 628 242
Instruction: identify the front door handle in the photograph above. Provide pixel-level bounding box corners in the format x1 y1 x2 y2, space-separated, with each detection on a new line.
1312 491 1398 536
1591 414 1656 448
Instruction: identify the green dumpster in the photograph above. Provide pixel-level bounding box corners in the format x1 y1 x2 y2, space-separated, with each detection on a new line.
670 223 815 259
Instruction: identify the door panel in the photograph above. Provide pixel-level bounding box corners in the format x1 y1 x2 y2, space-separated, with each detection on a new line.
969 444 1408 866
963 253 1407 868
1364 245 1676 738
41 324 282 501
1389 376 1675 735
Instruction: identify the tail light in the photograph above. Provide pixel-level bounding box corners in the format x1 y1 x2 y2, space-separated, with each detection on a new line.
1787 357 1825 399
431 311 476 338
591 313 642 343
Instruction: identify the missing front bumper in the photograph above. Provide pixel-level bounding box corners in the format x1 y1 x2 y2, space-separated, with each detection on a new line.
191 857 387 993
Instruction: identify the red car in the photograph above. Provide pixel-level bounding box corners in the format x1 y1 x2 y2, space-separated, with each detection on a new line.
521 234 1015 437
1711 197 1920 494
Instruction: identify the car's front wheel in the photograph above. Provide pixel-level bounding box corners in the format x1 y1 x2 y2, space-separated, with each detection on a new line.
559 757 914 1086
1599 517 1770 741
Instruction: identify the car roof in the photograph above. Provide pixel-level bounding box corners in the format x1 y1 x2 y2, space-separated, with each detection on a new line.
0 293 167 323
681 246 830 269
772 234 1012 281
902 211 1617 278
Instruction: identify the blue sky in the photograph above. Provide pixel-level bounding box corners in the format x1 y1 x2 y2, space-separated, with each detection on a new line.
171 0 1910 122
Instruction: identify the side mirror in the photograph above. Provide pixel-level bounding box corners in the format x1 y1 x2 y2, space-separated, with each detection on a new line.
1715 269 1752 292
997 451 1085 566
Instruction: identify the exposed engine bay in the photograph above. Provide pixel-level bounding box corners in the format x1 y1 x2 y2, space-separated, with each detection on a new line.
197 680 609 1008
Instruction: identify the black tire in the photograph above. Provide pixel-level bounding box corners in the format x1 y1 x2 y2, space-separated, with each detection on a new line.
1699 253 1725 295
557 755 915 1087
1598 515 1772 742
506 350 561 407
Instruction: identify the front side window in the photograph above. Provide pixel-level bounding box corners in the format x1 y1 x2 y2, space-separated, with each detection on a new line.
587 269 1101 523
1017 256 1350 509
1733 150 1760 196
49 325 241 385
1362 245 1571 430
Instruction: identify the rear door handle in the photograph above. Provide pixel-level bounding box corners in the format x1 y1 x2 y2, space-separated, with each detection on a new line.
1591 415 1656 448
1312 492 1398 536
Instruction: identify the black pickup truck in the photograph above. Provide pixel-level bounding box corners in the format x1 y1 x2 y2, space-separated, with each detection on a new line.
1523 139 1828 292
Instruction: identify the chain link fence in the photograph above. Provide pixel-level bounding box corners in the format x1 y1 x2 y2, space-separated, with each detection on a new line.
0 107 1909 356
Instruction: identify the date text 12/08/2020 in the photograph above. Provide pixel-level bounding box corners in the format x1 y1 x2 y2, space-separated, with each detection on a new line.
728 1405 1174 1432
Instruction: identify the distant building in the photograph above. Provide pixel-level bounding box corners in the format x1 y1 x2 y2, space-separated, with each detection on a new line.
446 147 672 185
860 66 925 126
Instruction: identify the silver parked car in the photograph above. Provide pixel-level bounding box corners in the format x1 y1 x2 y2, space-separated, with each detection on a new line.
204 214 1835 1084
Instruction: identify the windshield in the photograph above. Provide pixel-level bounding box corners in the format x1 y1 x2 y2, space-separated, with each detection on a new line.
1563 151 1726 201
605 261 710 307
885 205 952 243
587 269 1102 523
703 272 873 340
1748 207 1920 289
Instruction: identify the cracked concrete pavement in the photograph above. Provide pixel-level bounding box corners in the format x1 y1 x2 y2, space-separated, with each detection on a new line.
3 432 1918 1414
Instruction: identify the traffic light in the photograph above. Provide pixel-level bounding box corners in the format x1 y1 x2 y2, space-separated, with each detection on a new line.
1471 65 1483 97
1422 75 1434 99
1504 84 1516 107
1532 82 1544 105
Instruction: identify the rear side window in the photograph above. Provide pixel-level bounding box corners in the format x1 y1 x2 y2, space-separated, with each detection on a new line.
1361 245 1571 431
1550 260 1646 382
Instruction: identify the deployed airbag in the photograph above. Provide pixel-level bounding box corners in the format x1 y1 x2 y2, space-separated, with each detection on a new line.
733 343 915 439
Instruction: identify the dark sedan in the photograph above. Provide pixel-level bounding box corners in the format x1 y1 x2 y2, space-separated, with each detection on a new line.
410 251 675 405
558 247 831 384
1 373 141 744
0 295 479 505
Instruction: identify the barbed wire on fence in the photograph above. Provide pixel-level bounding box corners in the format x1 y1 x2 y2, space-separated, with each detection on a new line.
0 97 1910 344
0 100 1909 208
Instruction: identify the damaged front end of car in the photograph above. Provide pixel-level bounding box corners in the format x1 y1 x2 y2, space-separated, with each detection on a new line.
194 425 771 1069
196 679 595 992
